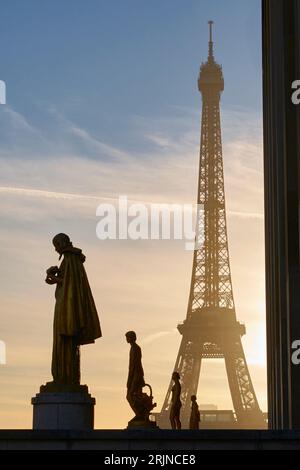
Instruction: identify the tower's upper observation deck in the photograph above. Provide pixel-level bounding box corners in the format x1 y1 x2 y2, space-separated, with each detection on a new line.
198 21 224 94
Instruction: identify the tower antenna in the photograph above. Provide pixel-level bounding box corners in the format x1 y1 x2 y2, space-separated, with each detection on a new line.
208 20 214 61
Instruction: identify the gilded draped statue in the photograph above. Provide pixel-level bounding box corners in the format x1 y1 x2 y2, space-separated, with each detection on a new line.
44 233 101 390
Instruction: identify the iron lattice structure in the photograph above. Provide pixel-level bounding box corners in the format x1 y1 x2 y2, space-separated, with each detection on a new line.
159 22 264 428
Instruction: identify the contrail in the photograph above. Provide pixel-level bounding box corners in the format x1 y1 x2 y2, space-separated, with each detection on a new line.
0 186 112 202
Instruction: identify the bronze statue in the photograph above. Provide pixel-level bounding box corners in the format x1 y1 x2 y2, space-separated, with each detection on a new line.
45 233 101 390
189 394 200 429
169 371 182 429
125 331 156 426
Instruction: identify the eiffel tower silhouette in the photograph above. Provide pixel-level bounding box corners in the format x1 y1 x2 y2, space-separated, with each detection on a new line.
159 21 264 429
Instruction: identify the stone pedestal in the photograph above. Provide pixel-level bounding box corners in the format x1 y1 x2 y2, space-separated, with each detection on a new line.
127 416 159 430
31 391 95 430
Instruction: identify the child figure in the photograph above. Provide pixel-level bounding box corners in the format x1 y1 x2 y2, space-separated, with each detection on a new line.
189 395 200 429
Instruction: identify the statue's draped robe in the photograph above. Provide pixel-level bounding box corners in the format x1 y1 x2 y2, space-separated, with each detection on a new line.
52 247 101 384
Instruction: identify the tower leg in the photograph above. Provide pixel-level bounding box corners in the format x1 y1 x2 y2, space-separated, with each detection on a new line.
224 340 265 428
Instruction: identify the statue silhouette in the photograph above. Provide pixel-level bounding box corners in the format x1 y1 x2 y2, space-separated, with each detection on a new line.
125 331 157 427
170 371 182 429
44 233 101 390
189 394 201 429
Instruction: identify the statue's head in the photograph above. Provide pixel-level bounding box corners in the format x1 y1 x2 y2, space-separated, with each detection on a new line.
125 331 137 344
172 371 180 381
52 233 72 255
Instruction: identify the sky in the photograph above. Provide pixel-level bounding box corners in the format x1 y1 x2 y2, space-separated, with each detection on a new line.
0 0 265 428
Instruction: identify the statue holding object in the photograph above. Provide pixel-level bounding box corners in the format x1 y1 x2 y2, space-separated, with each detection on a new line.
125 331 157 428
43 233 102 391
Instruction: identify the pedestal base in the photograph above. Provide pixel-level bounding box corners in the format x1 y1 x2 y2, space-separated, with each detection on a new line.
31 391 95 430
127 416 159 429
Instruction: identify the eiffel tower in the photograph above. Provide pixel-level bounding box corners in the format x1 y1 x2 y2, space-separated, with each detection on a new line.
159 22 264 429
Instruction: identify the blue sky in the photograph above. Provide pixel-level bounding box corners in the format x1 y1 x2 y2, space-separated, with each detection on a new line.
0 1 265 428
0 0 261 153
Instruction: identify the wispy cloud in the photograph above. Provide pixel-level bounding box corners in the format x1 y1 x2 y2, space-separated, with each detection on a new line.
70 126 132 162
0 186 109 201
0 104 263 208
141 329 177 345
228 209 263 220
1 107 37 133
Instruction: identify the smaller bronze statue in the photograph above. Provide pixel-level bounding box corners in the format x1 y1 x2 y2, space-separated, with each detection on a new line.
189 394 200 429
125 331 157 427
44 233 101 392
169 371 182 430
